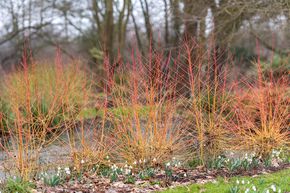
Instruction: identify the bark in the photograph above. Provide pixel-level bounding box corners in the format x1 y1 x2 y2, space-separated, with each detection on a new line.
163 0 169 46
103 0 114 59
170 0 181 47
139 0 154 48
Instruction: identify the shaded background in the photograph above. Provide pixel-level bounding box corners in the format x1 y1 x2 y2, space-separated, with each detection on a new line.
0 0 289 74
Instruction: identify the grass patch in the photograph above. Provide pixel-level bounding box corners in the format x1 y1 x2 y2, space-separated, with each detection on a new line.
78 105 155 120
160 168 290 193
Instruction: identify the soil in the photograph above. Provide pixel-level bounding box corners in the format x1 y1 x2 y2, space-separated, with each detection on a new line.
34 164 290 193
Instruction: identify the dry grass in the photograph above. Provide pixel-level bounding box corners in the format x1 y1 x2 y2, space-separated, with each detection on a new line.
106 50 191 167
233 62 289 158
0 41 289 180
0 51 90 179
180 42 236 164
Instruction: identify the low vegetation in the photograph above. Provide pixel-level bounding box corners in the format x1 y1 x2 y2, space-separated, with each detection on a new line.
0 43 289 192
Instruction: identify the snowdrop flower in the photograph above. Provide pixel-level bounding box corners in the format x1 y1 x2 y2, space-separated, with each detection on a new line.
278 189 281 193
247 181 250 184
64 167 71 175
129 165 133 169
139 159 142 164
166 162 171 167
266 189 270 193
245 188 250 193
173 157 176 160
252 186 257 191
270 184 276 192
111 164 118 171
125 169 131 175
124 164 128 168
81 159 85 164
184 173 187 177
153 158 157 162
133 161 137 165
143 159 146 163
242 180 245 184
236 180 240 184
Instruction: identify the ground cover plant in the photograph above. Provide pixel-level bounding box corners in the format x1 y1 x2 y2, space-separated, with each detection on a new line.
0 42 289 193
160 168 290 193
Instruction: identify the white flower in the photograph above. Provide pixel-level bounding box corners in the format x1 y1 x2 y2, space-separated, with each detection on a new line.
129 165 133 169
81 159 85 164
245 188 250 193
139 159 142 164
133 161 137 165
124 169 131 175
247 181 250 184
184 173 187 177
266 189 270 193
252 186 257 191
270 184 276 192
57 167 61 171
278 189 281 193
64 167 70 175
166 162 171 167
173 157 176 160
153 158 157 162
143 159 146 163
236 180 240 184
242 180 245 184
111 164 118 171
